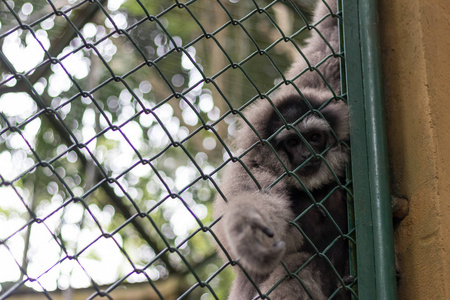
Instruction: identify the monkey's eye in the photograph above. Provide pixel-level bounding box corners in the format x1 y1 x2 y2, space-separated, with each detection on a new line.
285 138 300 149
308 132 323 144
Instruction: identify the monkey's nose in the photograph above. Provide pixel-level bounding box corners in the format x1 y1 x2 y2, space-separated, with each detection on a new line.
302 152 311 160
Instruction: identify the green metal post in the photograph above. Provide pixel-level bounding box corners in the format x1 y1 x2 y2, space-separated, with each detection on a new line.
342 0 398 299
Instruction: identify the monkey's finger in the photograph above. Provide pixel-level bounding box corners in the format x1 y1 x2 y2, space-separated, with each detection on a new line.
250 219 274 237
272 240 285 249
261 226 274 238
246 211 275 237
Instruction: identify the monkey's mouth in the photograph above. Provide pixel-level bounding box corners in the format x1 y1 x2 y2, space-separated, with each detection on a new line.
296 158 321 176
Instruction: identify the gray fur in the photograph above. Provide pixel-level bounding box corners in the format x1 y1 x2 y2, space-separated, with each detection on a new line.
213 1 349 299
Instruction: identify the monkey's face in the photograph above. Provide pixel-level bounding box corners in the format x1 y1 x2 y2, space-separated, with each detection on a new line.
238 90 349 191
275 116 332 177
261 95 349 191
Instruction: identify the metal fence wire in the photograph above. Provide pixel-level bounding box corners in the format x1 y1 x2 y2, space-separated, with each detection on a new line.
0 0 358 299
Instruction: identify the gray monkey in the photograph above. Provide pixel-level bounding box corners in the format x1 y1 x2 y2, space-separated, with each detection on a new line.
213 0 350 299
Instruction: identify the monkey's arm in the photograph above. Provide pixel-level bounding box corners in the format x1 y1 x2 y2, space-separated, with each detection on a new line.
213 162 296 275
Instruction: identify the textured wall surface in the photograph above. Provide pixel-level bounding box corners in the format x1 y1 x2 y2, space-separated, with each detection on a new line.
379 0 450 299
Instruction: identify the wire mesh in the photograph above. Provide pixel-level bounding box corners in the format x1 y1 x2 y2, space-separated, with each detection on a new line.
0 0 355 299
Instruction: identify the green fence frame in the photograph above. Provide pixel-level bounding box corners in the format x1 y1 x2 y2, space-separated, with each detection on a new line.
343 0 398 299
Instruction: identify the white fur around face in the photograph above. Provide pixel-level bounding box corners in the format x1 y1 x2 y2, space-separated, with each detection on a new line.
297 115 329 133
276 115 329 142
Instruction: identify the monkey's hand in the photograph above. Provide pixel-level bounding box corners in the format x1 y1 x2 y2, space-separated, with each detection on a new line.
223 199 287 275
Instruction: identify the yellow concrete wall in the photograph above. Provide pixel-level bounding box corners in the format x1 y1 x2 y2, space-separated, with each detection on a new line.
378 0 450 299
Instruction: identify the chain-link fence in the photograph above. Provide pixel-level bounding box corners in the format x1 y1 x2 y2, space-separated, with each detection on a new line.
0 0 364 299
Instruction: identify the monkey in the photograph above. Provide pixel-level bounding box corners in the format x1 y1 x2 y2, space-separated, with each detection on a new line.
213 0 350 299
